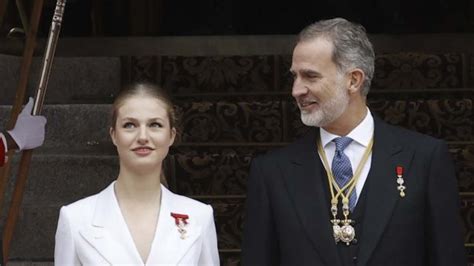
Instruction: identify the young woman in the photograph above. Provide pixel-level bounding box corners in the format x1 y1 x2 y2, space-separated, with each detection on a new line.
54 83 219 265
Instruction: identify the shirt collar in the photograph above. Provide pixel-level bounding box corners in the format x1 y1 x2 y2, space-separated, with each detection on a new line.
320 107 374 148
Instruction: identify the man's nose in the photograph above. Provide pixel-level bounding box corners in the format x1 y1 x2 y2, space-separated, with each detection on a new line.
291 77 307 98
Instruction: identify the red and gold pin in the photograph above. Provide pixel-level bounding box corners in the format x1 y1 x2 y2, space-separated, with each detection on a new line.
171 212 189 239
396 166 406 197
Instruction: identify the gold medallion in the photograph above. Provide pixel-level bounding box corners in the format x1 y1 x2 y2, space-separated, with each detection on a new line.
340 221 355 245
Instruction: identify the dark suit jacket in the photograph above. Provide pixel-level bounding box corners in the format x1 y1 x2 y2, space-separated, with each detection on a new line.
242 116 467 266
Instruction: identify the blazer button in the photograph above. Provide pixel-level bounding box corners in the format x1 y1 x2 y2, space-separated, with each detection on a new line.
353 256 358 264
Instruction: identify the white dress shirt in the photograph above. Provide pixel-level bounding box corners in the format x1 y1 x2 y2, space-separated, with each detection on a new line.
319 108 374 205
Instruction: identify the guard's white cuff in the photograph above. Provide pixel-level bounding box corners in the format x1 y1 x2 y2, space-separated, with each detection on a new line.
0 133 7 153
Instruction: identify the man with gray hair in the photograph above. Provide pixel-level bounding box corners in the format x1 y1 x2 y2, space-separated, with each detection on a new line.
242 18 466 265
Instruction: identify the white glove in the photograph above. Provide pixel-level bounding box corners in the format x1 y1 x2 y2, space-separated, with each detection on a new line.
7 97 47 150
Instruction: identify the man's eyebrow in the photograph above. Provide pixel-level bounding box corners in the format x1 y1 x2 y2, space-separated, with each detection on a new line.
290 68 322 77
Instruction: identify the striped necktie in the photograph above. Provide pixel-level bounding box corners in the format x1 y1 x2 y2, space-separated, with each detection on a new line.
332 137 357 211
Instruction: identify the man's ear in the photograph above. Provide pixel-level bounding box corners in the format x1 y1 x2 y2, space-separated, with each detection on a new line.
348 68 365 94
109 127 117 146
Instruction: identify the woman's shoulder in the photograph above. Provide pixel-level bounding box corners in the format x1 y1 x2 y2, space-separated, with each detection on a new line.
161 186 213 219
62 193 99 212
59 183 112 219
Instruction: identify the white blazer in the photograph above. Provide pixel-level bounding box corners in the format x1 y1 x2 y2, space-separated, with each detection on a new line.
54 182 220 266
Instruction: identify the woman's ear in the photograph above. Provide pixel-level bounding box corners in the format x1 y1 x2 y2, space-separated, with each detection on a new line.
348 68 365 94
169 127 176 147
109 127 117 146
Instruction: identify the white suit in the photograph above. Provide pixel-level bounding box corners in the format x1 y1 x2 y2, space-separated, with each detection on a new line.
55 182 220 265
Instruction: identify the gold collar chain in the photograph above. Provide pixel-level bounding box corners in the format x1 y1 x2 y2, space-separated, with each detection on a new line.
317 135 374 245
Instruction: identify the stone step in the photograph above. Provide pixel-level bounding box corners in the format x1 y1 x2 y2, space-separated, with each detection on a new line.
0 54 121 105
6 154 118 206
0 104 112 154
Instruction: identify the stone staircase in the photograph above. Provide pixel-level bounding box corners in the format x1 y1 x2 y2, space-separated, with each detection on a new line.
0 35 473 265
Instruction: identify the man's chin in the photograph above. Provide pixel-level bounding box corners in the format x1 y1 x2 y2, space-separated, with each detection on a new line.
300 113 324 127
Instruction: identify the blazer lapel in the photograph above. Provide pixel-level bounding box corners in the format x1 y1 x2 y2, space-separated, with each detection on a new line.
357 118 415 266
79 182 142 264
147 185 202 264
282 129 342 266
